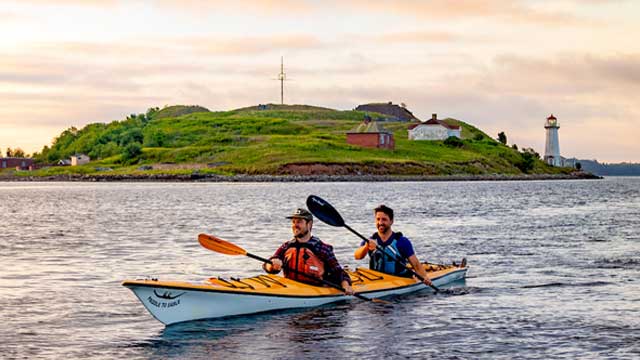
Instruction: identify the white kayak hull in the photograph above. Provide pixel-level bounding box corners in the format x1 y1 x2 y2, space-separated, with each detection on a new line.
126 285 348 326
124 266 467 325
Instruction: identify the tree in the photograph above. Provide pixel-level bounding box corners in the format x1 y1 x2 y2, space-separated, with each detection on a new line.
575 162 582 171
121 142 142 163
516 151 536 173
146 106 160 121
6 147 12 157
497 132 507 145
511 144 518 151
522 147 540 159
145 130 166 147
119 128 144 146
12 148 26 157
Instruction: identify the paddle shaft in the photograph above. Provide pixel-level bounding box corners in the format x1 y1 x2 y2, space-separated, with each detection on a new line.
344 224 440 293
246 250 376 303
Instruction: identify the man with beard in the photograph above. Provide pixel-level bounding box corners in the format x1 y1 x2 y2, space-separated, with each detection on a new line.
263 208 354 295
354 204 433 286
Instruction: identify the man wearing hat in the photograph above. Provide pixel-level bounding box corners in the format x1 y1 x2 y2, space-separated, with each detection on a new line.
263 208 354 295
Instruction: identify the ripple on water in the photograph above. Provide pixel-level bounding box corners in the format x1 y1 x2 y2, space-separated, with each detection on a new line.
1 179 639 359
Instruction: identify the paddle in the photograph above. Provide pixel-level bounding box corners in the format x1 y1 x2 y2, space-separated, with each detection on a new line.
197 233 390 304
306 195 441 293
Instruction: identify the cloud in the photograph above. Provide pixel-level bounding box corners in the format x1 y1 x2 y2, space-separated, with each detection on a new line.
278 51 639 162
182 35 326 55
17 33 326 60
0 11 20 22
369 31 467 44
2 0 638 162
9 0 118 6
464 53 640 97
340 0 595 26
21 0 581 27
587 54 640 84
144 0 599 26
156 0 314 15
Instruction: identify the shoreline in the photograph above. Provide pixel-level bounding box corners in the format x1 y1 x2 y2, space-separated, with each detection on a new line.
0 172 602 182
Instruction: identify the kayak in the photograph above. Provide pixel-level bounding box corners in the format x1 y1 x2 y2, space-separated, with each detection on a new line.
122 262 467 325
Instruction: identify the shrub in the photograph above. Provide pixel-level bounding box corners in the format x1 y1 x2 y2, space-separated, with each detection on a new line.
121 142 142 163
444 136 464 148
516 151 536 173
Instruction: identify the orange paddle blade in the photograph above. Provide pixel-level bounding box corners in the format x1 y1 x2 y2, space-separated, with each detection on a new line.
198 233 247 256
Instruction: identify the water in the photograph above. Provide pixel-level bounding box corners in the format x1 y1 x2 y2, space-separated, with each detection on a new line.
1 179 638 359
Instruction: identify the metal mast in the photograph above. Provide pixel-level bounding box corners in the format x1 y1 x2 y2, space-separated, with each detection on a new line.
278 56 286 105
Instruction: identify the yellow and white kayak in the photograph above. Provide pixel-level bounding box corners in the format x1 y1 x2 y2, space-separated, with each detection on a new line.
122 263 467 325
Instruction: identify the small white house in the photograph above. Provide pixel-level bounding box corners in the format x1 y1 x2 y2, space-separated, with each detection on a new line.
71 154 90 166
408 114 461 140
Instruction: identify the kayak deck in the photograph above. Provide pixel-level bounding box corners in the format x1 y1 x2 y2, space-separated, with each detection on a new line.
122 262 467 325
123 264 464 297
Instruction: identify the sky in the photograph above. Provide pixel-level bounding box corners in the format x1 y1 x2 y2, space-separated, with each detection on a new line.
1 0 639 162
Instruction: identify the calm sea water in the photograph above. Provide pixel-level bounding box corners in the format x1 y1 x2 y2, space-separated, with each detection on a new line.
1 179 638 359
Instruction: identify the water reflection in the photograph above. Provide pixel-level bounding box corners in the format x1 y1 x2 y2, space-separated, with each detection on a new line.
283 304 352 343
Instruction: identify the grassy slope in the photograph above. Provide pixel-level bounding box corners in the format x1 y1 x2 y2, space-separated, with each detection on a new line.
21 105 571 177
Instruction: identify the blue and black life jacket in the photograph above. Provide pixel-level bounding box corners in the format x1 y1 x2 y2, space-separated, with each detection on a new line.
369 232 410 277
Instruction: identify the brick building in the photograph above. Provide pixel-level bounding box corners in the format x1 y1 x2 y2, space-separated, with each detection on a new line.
346 116 395 149
0 157 34 170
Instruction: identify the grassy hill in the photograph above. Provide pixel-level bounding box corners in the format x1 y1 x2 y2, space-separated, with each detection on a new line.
22 104 572 177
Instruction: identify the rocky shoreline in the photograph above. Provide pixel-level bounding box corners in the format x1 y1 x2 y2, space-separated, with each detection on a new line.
1 171 602 182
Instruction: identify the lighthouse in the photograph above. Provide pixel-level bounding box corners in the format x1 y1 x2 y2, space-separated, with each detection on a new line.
544 114 562 166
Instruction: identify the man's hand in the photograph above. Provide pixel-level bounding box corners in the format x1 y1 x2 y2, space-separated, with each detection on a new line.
268 259 283 272
422 276 432 286
342 281 354 295
366 239 377 251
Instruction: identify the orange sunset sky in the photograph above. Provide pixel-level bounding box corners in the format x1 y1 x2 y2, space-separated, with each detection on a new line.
1 0 639 162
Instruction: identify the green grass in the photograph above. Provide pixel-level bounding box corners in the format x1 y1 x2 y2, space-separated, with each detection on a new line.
25 105 574 177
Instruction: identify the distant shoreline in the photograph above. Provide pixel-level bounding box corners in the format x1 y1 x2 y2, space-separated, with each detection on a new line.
0 172 602 182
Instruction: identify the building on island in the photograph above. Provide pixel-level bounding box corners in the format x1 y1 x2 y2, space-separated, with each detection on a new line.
71 154 90 166
0 157 34 170
355 102 419 122
543 114 562 166
407 114 461 141
346 115 395 149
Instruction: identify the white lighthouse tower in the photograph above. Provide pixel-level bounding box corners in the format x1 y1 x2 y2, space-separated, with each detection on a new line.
544 114 562 166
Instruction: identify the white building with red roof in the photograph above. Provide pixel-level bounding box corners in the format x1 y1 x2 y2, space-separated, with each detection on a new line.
408 114 461 140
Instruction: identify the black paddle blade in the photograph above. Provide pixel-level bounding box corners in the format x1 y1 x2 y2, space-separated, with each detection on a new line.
306 195 345 227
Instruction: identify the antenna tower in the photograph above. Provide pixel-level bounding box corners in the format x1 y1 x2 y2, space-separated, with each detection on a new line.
278 56 286 105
